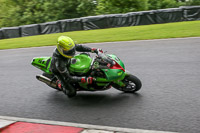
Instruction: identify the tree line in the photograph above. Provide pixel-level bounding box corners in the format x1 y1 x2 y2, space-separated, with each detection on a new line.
0 0 199 28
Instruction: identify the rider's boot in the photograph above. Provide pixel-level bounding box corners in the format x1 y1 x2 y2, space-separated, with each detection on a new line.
62 83 77 98
56 80 63 91
55 75 77 98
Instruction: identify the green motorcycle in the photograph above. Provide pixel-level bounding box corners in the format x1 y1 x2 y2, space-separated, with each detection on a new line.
31 51 142 95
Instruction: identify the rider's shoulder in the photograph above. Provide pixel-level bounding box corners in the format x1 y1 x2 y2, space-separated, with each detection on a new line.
53 48 61 56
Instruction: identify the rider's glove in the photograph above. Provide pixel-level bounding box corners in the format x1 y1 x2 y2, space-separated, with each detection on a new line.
81 77 94 84
91 48 103 54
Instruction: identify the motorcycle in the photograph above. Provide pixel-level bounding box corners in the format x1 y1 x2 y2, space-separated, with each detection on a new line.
31 50 142 96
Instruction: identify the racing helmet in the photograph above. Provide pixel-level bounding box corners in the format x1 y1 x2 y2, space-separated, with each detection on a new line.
57 36 76 58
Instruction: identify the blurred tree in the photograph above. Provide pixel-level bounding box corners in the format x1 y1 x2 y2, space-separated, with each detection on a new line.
148 0 162 10
0 0 199 28
95 0 148 14
160 0 179 8
0 0 23 27
77 0 97 16
186 0 200 5
0 0 96 27
148 0 182 10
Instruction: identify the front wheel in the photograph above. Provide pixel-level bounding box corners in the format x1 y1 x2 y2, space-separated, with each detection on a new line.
113 74 142 93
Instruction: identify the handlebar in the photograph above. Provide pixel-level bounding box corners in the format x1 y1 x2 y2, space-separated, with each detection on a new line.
97 50 115 66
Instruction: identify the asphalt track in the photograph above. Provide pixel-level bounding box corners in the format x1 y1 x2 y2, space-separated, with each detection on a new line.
0 37 200 133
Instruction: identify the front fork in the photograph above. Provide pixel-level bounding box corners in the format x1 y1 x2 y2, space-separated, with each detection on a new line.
113 70 132 87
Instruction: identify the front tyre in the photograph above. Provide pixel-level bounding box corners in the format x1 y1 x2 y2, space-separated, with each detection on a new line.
113 74 142 93
123 74 142 93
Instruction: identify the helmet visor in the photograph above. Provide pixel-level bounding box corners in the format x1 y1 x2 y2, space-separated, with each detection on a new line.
63 47 76 57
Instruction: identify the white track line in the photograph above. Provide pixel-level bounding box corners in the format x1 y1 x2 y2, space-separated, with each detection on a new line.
0 116 177 133
0 119 16 129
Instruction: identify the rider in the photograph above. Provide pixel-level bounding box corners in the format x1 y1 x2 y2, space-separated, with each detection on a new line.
50 35 99 98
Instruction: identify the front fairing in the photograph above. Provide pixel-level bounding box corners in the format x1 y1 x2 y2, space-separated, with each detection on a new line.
107 54 125 69
101 54 125 81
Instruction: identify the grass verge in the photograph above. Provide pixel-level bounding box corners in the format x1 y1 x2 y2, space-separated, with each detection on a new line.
0 20 200 50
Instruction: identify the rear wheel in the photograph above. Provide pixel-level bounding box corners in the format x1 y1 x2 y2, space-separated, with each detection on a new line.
113 74 142 93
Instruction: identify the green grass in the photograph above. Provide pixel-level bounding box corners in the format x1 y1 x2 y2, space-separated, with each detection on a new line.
0 20 200 49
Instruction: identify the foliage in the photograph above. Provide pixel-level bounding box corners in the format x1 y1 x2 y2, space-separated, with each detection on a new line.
95 0 148 14
186 0 200 5
0 0 199 28
148 0 184 10
0 0 96 27
77 0 97 16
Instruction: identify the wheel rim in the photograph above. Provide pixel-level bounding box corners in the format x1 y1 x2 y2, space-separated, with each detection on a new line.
123 79 137 92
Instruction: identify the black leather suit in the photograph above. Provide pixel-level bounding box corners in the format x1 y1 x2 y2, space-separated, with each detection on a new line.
50 44 92 96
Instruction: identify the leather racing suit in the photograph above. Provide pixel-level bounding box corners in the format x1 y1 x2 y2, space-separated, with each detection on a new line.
50 44 95 97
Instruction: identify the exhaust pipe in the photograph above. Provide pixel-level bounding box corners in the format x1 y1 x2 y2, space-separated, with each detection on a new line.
36 75 57 88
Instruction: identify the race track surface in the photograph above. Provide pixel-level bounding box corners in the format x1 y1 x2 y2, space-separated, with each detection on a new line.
0 37 200 133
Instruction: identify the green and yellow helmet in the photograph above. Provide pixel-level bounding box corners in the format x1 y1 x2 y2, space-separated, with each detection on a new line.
57 36 76 58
